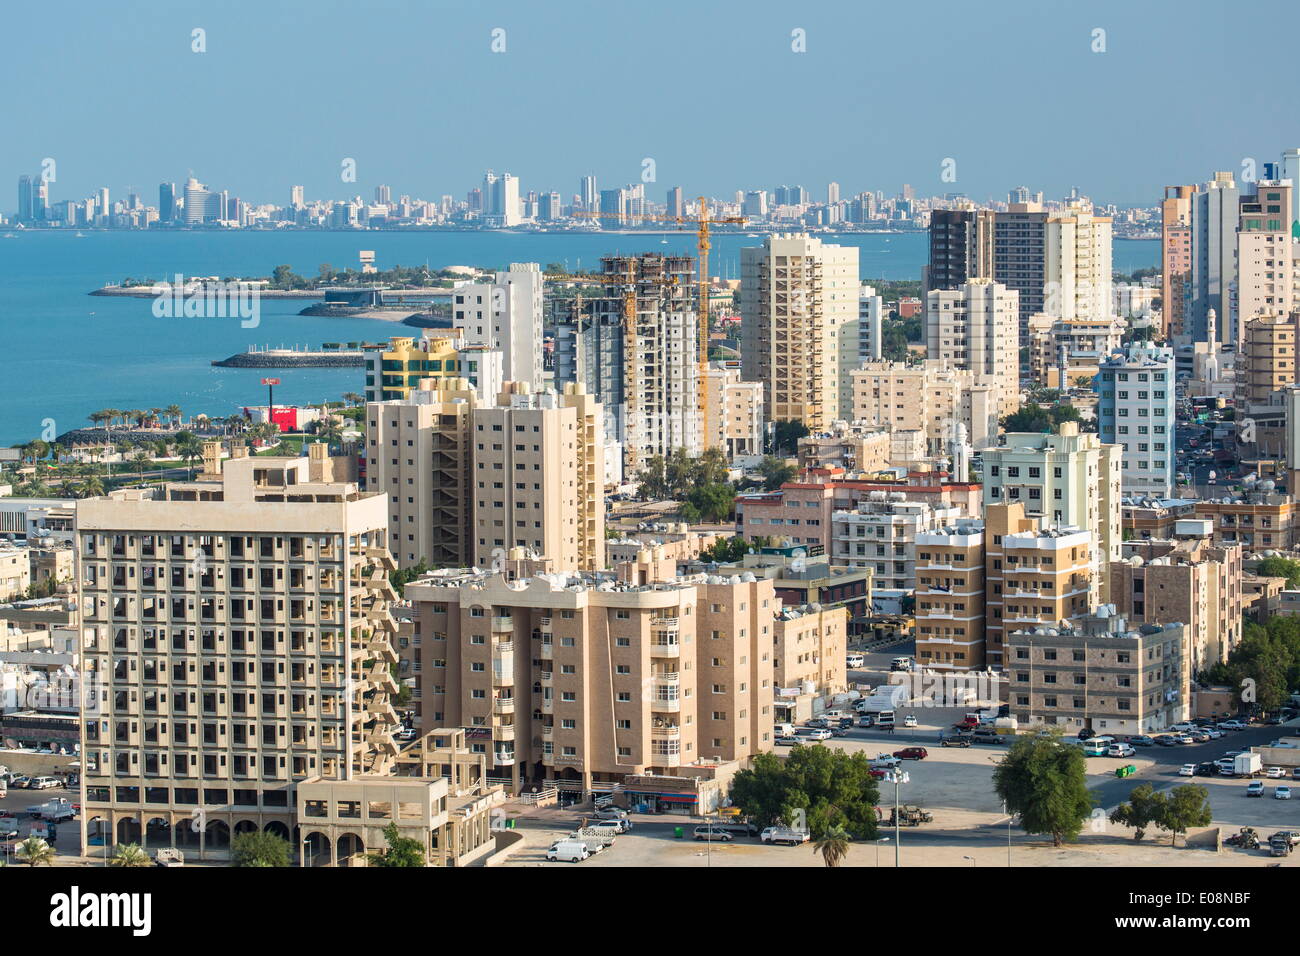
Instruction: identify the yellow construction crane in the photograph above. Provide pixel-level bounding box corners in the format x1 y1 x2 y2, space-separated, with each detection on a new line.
574 197 745 450
547 269 680 480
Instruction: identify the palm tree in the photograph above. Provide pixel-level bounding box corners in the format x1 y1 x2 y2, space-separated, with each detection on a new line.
342 391 364 407
16 836 55 866
109 842 151 867
174 433 202 477
133 450 151 484
164 404 182 429
812 826 851 868
80 474 105 499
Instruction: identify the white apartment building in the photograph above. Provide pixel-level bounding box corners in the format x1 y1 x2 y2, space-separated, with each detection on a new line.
740 233 860 429
1237 181 1297 340
1045 207 1113 322
452 263 544 389
980 423 1122 600
1096 344 1176 497
925 278 1020 418
830 494 965 593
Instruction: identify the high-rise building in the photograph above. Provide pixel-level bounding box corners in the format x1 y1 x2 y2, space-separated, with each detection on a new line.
580 175 597 210
1237 313 1300 457
666 186 684 220
1188 172 1240 344
469 382 604 573
1160 185 1195 338
290 185 304 209
743 190 769 218
926 208 991 292
452 263 544 389
363 334 502 406
857 283 884 363
157 182 177 224
17 175 36 223
849 359 998 453
830 498 966 593
827 182 840 205
925 278 1020 418
76 443 402 854
980 423 1122 602
554 254 701 478
1280 148 1300 238
1096 343 1176 497
703 364 764 458
914 519 986 671
1236 178 1296 343
1044 207 1112 322
740 233 859 430
404 565 778 793
483 170 521 226
182 177 219 225
374 184 391 205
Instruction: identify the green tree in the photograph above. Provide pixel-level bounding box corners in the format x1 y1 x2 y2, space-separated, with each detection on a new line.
992 734 1094 847
231 830 292 867
635 455 669 500
812 824 851 867
16 836 55 866
108 842 152 867
174 431 203 478
770 420 808 456
1159 784 1213 846
367 822 426 867
683 483 735 523
1256 556 1300 589
389 559 430 597
730 747 879 840
1108 783 1167 842
758 455 797 491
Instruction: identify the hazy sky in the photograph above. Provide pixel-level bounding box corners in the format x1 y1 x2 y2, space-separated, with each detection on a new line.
3 0 1296 209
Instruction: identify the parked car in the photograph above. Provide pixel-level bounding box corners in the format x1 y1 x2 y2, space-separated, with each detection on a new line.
1077 727 1095 741
547 840 591 863
712 818 759 837
1204 728 1224 739
1175 734 1196 746
1129 735 1155 747
1179 764 1196 776
941 735 973 748
870 753 902 769
775 734 799 746
794 728 832 741
29 777 60 790
1219 720 1247 731
8 776 32 789
1277 786 1293 800
828 724 850 738
1195 762 1219 777
1190 731 1211 743
837 717 855 729
693 825 733 842
1153 736 1179 747
593 806 628 822
846 654 865 669
1247 781 1266 797
805 718 831 729
1108 744 1137 758
857 715 874 728
1265 767 1287 779
903 715 918 728
1292 767 1300 780
893 747 928 760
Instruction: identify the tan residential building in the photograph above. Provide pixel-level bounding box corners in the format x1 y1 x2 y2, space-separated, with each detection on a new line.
984 502 1096 670
404 566 775 796
1026 314 1125 390
76 442 401 860
925 278 1020 419
1236 181 1297 343
797 424 891 475
848 359 997 452
914 521 985 671
981 422 1122 600
1044 207 1113 323
704 363 765 458
740 233 860 429
1112 530 1244 672
471 382 604 573
366 377 478 569
0 544 31 602
772 603 847 723
364 333 502 405
1006 611 1186 734
1238 313 1300 456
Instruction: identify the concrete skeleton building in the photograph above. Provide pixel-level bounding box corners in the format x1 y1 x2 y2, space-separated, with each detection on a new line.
553 254 701 479
740 233 860 431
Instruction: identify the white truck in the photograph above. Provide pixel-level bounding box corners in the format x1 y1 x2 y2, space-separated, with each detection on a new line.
1234 752 1263 778
760 826 810 846
26 797 76 822
857 683 909 713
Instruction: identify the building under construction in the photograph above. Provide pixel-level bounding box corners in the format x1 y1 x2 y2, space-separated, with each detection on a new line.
554 254 701 479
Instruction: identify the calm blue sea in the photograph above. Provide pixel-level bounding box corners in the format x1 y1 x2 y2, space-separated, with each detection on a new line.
0 229 1158 446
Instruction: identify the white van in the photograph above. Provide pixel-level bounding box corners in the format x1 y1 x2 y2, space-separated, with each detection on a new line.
774 722 795 738
876 710 896 728
846 654 865 669
1081 740 1109 757
821 710 846 721
546 840 590 863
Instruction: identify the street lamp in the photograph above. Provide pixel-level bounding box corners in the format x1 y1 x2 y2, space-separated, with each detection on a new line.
884 769 909 867
963 855 976 868
875 835 890 867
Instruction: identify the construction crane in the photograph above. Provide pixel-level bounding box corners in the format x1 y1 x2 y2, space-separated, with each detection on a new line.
546 268 680 480
574 197 745 451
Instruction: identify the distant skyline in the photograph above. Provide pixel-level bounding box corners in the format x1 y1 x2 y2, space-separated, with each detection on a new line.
3 0 1298 208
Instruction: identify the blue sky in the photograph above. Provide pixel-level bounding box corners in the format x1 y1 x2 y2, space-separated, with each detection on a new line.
2 0 1295 209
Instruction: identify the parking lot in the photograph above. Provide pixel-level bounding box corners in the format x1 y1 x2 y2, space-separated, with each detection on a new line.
0 781 84 864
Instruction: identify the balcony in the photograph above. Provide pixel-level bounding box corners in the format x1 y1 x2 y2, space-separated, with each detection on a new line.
493 749 516 767
493 696 515 715
491 616 514 633
651 725 681 739
539 642 554 661
650 641 680 658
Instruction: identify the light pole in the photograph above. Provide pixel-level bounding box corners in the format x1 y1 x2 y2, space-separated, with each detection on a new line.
875 835 890 867
963 855 976 867
885 769 909 867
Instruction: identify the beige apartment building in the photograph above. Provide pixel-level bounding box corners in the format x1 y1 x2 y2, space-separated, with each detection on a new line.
914 521 986 671
1044 207 1113 323
981 423 1122 601
404 564 776 795
848 359 997 453
1006 611 1186 734
1112 529 1244 673
367 379 603 574
772 603 847 723
925 278 1020 419
797 424 891 475
470 382 604 573
0 544 30 602
366 377 478 569
76 443 403 860
703 363 765 458
1026 314 1125 389
740 233 860 430
1238 313 1300 457
1236 181 1296 345
984 502 1096 670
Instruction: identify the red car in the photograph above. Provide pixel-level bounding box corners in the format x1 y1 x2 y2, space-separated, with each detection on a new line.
893 747 928 760
869 768 888 778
